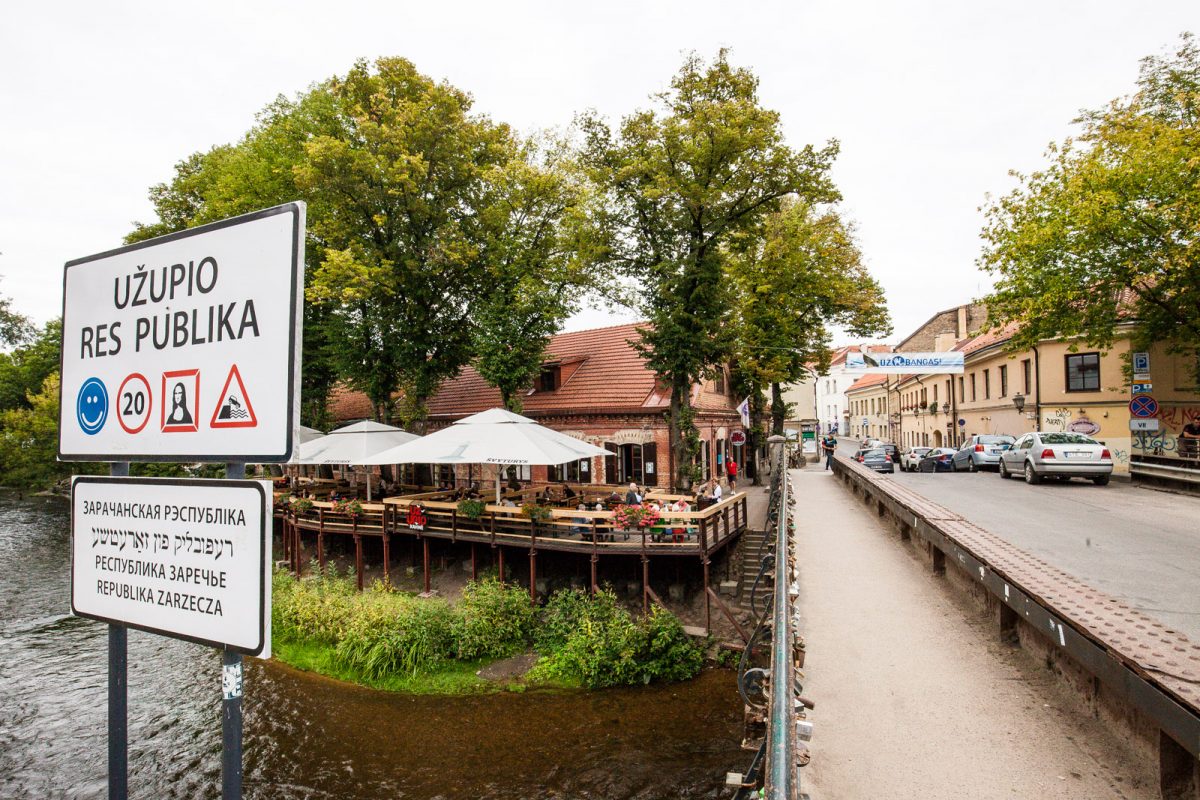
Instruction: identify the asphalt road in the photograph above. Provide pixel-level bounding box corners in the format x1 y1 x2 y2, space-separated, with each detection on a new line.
835 438 1200 641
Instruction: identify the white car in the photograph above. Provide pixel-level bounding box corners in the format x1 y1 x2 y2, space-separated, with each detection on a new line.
998 432 1114 485
900 447 932 472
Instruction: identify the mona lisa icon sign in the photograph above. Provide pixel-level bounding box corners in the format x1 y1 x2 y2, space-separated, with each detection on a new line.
162 369 200 433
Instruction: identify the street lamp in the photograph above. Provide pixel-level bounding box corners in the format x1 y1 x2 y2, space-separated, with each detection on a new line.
1012 392 1025 412
941 402 950 415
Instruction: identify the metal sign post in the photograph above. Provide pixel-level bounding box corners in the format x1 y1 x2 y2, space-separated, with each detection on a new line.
108 461 129 800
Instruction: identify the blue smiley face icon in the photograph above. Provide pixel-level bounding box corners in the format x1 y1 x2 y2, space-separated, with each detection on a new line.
76 377 109 435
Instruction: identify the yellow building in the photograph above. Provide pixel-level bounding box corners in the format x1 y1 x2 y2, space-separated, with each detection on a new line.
845 374 891 441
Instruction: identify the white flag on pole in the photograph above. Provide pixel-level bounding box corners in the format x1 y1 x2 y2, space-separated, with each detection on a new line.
737 397 751 428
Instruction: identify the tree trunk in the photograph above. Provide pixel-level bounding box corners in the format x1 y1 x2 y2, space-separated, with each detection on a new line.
669 378 692 492
771 382 786 436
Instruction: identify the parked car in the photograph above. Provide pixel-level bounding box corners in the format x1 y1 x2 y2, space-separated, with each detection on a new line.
856 447 895 474
900 447 932 472
917 447 957 472
951 434 1016 472
998 432 1114 485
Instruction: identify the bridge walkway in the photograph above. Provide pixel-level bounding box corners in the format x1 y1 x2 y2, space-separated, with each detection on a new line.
791 466 1155 800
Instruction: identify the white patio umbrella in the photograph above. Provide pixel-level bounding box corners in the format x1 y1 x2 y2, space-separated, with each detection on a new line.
294 420 420 500
298 425 325 444
359 408 611 503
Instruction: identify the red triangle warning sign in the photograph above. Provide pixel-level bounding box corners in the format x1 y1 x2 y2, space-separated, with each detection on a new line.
210 364 258 429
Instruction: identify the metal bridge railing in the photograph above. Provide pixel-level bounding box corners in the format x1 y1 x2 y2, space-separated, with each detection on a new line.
731 436 807 799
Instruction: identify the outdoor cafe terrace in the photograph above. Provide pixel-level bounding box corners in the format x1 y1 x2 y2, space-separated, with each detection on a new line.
275 481 753 593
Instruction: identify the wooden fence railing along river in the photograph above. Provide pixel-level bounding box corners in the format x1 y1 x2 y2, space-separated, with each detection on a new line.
275 484 751 634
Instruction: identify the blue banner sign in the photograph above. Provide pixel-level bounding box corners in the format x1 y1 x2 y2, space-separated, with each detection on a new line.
846 351 965 374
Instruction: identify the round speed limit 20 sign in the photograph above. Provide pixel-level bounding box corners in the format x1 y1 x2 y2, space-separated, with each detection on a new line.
116 372 152 434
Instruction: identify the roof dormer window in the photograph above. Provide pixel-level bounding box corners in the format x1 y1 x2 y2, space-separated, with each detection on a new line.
538 366 559 392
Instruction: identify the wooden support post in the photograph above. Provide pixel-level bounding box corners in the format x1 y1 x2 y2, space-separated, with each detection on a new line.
422 537 431 594
703 558 711 634
641 555 650 616
471 543 477 582
529 549 537 606
498 547 505 583
316 526 325 575
451 509 458 542
590 554 598 595
353 534 364 591
382 533 391 585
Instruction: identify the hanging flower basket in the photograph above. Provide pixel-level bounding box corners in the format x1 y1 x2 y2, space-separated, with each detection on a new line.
288 496 314 515
611 503 662 530
333 498 363 520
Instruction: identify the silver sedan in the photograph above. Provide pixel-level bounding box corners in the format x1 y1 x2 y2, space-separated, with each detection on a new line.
998 432 1114 485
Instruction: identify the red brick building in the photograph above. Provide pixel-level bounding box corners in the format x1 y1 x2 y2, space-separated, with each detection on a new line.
329 322 745 488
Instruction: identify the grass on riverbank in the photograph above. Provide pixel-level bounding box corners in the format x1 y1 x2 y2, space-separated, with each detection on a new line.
270 568 702 694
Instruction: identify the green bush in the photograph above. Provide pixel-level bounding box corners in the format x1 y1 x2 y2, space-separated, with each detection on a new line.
531 589 702 689
334 593 456 679
452 578 535 659
271 567 358 645
534 587 593 653
457 498 486 519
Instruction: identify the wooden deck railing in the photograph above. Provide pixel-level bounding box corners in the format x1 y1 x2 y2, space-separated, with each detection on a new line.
275 489 750 591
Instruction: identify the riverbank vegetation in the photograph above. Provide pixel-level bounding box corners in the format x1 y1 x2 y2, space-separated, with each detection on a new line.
271 570 703 694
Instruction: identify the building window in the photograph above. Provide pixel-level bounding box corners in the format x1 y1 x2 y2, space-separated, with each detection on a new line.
1022 359 1031 395
551 460 585 483
1066 352 1101 392
714 369 727 395
983 369 990 399
999 365 1008 397
970 373 976 402
958 377 965 403
538 366 559 392
932 384 938 405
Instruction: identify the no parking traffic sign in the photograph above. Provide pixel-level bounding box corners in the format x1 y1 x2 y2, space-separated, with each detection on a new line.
1129 395 1158 418
57 203 304 462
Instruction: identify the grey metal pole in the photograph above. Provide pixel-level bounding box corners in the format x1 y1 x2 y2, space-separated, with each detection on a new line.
764 437 797 799
222 462 245 800
109 461 129 800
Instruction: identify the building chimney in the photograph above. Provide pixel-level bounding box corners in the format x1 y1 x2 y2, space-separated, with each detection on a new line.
957 305 968 338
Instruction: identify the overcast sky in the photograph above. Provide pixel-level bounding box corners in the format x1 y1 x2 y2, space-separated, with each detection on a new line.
2 1 1195 345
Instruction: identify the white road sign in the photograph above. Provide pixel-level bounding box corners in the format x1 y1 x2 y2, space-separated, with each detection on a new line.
71 476 272 657
1130 419 1160 431
59 203 304 462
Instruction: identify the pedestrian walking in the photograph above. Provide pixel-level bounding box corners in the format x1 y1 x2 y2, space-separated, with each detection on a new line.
822 435 837 470
726 457 738 491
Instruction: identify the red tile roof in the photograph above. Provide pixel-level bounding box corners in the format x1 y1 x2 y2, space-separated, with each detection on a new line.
846 373 889 392
954 321 1021 355
328 322 741 422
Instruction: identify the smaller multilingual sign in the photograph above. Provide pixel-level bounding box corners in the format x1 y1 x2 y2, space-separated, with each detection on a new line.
71 477 271 657
1132 382 1153 395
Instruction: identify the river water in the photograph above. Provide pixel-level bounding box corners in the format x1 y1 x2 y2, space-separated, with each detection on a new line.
0 493 745 799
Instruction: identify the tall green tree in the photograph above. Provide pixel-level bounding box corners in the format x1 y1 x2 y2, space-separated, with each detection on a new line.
730 201 891 438
302 58 514 429
129 90 344 429
981 33 1200 372
0 319 62 413
471 139 604 411
582 51 839 489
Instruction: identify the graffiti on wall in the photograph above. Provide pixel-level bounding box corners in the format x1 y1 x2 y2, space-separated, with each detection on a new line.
1134 406 1200 463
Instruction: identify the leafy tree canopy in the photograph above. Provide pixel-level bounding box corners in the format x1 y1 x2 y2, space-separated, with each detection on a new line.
981 33 1200 366
730 200 891 434
582 50 839 488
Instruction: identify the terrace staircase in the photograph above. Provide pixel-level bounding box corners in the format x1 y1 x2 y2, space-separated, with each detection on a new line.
736 527 772 622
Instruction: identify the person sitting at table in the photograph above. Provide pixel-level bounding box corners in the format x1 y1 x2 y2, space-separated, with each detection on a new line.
572 503 590 534
562 483 577 500
605 490 622 508
624 482 642 505
538 486 555 504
